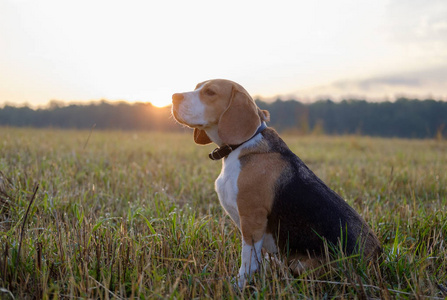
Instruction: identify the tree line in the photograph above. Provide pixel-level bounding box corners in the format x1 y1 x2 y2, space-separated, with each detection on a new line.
0 98 446 139
257 98 447 138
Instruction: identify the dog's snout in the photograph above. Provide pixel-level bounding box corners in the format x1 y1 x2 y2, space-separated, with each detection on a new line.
172 93 184 105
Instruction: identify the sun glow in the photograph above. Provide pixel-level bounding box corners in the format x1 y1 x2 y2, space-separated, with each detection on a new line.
142 89 174 108
150 99 171 108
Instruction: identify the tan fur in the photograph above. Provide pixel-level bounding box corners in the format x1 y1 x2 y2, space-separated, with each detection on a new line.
217 86 260 145
200 80 233 125
237 152 286 245
258 109 270 122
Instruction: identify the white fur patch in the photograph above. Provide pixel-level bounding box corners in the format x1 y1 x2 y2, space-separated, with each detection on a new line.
215 146 242 228
238 237 264 289
176 85 207 126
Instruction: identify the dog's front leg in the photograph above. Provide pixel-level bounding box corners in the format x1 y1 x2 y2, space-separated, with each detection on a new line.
238 235 264 289
237 208 268 289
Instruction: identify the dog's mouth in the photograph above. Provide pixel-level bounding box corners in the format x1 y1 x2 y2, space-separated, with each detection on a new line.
171 106 206 129
171 106 183 122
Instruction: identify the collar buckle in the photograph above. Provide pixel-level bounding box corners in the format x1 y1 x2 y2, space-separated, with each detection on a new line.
209 145 233 160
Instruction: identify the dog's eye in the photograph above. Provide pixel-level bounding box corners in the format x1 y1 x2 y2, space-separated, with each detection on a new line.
205 89 216 96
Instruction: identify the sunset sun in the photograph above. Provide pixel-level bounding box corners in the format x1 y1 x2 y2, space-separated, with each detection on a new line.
150 98 171 108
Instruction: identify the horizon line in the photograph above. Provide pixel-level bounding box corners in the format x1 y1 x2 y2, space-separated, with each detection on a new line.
2 94 447 110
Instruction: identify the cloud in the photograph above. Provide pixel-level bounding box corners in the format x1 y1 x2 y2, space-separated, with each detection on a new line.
290 65 447 101
357 77 422 91
431 20 447 32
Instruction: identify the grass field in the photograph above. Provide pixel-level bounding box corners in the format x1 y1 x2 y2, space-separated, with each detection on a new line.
0 127 446 299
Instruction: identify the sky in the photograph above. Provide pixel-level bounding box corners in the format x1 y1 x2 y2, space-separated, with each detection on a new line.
1 0 446 108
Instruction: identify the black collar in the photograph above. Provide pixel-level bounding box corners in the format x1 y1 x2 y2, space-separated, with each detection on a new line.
208 122 267 160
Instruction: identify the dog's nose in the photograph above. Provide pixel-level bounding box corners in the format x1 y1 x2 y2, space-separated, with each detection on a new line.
172 93 184 105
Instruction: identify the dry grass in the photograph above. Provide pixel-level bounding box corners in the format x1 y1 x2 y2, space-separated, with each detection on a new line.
0 127 446 299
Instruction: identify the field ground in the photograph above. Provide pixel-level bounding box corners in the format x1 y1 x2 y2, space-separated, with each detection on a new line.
0 127 446 299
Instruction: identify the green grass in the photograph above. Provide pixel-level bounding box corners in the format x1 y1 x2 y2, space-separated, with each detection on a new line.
0 127 446 299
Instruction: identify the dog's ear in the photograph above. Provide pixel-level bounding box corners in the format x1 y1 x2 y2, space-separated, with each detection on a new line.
258 109 270 122
218 85 261 145
193 128 212 145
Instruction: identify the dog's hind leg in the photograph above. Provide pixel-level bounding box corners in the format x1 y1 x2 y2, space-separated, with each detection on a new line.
288 254 324 277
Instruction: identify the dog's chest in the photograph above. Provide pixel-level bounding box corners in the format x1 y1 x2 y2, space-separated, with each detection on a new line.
215 150 242 228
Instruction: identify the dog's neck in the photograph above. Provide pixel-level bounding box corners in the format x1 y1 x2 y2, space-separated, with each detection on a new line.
204 126 224 147
205 122 268 148
205 122 268 160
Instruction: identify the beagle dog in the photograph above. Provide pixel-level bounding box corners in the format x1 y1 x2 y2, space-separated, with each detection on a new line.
171 79 381 288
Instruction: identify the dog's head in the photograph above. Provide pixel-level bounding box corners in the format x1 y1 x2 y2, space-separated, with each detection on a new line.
172 79 270 145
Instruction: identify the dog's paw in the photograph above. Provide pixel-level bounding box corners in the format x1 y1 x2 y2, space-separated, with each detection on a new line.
228 276 244 292
237 274 246 290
